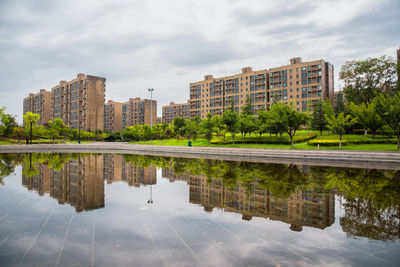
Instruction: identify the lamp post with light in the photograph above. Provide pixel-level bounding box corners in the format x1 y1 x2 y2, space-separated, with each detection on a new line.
148 88 154 144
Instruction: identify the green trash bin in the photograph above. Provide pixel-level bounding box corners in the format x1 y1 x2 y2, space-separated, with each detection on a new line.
188 141 192 147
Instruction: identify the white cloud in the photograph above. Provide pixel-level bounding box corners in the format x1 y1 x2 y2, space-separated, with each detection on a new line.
0 0 399 123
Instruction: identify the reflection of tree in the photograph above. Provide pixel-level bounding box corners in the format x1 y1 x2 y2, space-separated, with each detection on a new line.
341 197 400 241
0 154 24 185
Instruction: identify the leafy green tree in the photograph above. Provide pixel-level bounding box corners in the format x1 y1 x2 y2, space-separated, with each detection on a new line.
340 56 398 104
241 94 253 115
0 110 17 137
348 102 383 137
374 92 400 149
47 120 60 144
256 109 270 138
239 114 256 139
277 103 309 148
13 126 24 143
202 113 215 144
326 112 355 148
264 104 286 137
23 112 40 144
222 103 239 144
173 117 186 138
212 114 225 139
143 125 152 140
311 99 328 135
184 118 199 141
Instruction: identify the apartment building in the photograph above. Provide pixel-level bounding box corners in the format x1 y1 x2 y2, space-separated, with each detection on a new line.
189 57 334 118
104 100 123 132
162 101 191 124
23 89 52 125
269 58 334 112
51 73 105 131
121 97 157 129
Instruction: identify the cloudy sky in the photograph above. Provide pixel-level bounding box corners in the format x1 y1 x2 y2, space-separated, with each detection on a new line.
0 0 399 122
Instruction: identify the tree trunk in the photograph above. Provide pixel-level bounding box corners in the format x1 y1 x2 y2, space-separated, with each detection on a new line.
291 136 294 149
364 130 368 135
397 134 400 150
339 135 342 149
30 122 33 145
320 130 322 136
232 133 235 144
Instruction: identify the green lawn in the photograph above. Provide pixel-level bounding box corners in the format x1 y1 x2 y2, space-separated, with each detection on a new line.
132 132 400 151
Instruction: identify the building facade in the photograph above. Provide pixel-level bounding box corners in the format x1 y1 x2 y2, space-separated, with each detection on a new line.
51 73 106 131
104 100 123 132
23 89 52 125
122 97 157 129
189 57 334 118
162 101 191 124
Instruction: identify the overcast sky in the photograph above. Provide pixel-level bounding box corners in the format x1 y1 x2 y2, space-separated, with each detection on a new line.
1 0 399 122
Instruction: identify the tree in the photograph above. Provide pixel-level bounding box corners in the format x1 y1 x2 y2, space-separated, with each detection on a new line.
47 120 60 144
340 56 398 104
184 118 199 141
173 117 186 138
326 112 355 149
13 126 24 143
241 94 253 115
212 114 226 139
23 112 40 144
265 103 287 137
0 111 17 137
310 99 328 135
239 114 256 139
348 102 383 137
202 113 215 144
374 92 400 150
222 103 239 144
271 103 309 148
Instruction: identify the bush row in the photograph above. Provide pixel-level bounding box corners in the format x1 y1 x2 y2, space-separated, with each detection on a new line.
211 133 317 145
308 138 397 146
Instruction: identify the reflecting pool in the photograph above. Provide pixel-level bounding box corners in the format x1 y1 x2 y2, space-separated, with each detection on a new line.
0 153 399 266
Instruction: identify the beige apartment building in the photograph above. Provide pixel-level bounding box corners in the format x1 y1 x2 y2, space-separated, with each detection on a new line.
51 73 106 131
162 101 191 123
23 89 52 125
189 57 334 118
121 97 157 129
104 100 123 132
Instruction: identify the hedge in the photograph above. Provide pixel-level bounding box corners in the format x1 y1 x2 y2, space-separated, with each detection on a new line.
211 133 317 145
308 138 397 146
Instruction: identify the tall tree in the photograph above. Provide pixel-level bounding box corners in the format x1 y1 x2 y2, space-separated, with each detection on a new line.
13 126 24 143
201 113 215 144
184 118 199 141
23 112 40 144
222 102 239 144
310 99 328 135
374 92 400 150
241 94 253 115
340 56 398 104
326 112 355 149
348 102 383 137
173 117 186 138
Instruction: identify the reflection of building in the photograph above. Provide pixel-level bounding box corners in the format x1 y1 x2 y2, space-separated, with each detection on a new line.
103 154 157 187
162 168 335 231
121 160 156 187
22 155 105 212
22 162 50 196
23 89 52 125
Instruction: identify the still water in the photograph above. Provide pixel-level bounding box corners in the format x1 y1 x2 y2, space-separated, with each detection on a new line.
0 153 399 267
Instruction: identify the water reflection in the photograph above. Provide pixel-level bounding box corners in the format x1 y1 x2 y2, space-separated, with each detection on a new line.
2 153 400 240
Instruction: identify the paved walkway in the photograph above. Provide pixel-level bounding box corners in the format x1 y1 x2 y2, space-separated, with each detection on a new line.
1 143 400 170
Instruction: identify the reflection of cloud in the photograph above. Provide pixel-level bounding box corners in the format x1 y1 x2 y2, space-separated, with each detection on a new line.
0 0 399 122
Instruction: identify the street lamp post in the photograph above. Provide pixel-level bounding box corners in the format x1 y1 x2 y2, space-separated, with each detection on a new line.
148 88 154 144
147 165 153 204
